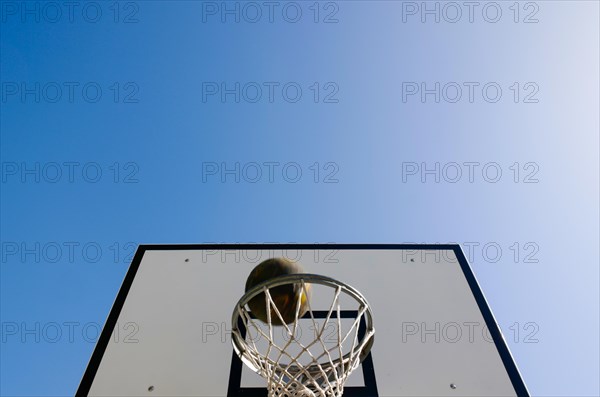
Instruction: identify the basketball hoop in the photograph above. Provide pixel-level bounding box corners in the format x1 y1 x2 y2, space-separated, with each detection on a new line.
231 274 375 397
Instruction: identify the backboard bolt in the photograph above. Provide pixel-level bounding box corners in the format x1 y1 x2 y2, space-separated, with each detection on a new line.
148 386 154 392
450 383 457 389
184 258 190 262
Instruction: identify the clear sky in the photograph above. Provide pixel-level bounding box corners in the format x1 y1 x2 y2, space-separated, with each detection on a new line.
1 1 599 396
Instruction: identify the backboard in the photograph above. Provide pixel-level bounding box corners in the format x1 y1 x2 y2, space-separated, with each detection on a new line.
76 244 529 397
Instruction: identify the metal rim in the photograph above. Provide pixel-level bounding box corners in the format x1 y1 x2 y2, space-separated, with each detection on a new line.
231 273 375 372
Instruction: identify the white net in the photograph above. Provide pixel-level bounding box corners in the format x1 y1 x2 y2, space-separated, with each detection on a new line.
232 275 374 397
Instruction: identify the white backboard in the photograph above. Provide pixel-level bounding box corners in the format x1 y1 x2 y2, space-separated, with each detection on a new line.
77 244 529 397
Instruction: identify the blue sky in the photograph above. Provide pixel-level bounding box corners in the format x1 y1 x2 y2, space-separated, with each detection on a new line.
1 1 599 396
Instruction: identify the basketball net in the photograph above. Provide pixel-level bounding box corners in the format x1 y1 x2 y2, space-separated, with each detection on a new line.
232 274 375 397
